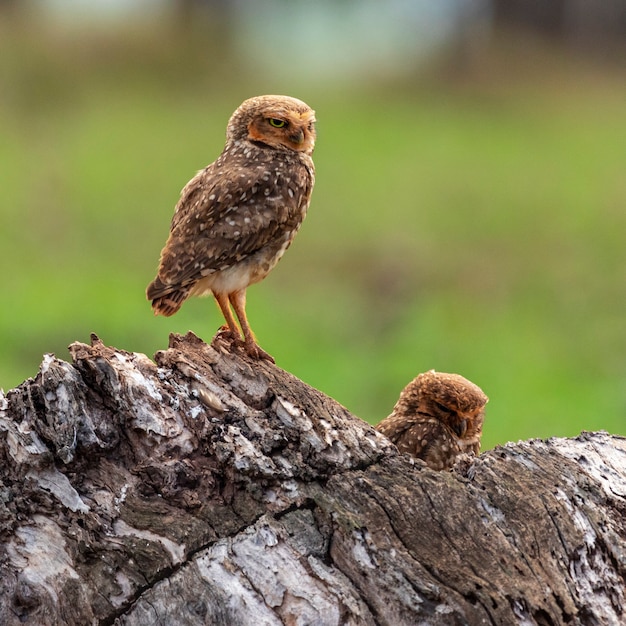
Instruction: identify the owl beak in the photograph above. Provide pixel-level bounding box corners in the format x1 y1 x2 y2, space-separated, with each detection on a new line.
289 129 305 145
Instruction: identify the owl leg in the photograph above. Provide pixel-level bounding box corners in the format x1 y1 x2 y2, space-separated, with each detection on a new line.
213 291 241 340
229 289 275 363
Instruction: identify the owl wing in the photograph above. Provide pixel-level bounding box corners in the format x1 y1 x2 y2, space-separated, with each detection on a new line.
377 413 457 467
155 160 310 290
376 413 430 453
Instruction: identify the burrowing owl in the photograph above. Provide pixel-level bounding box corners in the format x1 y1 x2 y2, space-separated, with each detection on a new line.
376 370 488 470
147 95 316 362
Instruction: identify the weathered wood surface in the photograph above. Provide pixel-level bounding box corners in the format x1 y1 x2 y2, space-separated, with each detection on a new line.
0 332 625 625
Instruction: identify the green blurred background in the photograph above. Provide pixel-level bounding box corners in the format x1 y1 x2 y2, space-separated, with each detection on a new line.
1 1 625 450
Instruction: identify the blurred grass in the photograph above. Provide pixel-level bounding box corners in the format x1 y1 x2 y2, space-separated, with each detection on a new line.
1 20 624 450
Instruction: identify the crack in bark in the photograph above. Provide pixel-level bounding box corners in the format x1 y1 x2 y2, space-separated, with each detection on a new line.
418 482 500 626
322 530 383 626
100 509 267 626
230 561 284 623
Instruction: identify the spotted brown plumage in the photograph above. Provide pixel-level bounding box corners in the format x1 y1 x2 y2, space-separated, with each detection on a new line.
146 95 316 362
376 370 488 470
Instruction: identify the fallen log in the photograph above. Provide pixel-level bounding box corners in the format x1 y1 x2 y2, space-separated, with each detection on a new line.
0 332 624 625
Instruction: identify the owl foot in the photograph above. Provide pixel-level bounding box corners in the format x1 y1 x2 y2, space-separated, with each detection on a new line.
212 326 243 355
216 325 240 342
244 340 275 364
212 327 275 363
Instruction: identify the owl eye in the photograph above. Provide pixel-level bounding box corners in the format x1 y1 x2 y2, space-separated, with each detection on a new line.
268 118 287 128
434 401 453 415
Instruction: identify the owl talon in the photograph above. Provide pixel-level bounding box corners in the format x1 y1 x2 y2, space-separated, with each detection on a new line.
216 325 241 342
244 341 275 363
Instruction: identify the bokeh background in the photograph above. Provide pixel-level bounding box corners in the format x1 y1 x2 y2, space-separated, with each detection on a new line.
1 0 625 450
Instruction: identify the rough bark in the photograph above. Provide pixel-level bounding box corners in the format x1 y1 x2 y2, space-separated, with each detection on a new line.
0 332 625 626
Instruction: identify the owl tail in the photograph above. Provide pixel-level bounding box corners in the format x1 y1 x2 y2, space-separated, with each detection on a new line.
146 276 190 317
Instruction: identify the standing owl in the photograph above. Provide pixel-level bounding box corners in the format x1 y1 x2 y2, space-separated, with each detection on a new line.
146 95 316 362
376 370 488 470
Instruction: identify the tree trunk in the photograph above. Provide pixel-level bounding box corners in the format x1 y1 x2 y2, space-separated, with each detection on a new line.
1 332 624 625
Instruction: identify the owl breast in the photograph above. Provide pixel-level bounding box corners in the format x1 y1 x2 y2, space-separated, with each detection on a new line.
186 148 312 298
190 225 299 297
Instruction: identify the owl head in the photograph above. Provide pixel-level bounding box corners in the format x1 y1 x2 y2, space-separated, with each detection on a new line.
226 95 316 155
395 370 488 445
